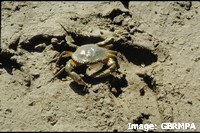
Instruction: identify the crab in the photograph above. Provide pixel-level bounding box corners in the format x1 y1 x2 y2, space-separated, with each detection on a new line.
50 25 119 92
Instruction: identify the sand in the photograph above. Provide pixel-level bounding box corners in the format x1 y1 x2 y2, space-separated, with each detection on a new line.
1 1 200 131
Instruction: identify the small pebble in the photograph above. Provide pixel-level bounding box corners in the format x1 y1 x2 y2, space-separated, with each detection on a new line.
100 98 104 104
76 107 85 113
109 107 114 111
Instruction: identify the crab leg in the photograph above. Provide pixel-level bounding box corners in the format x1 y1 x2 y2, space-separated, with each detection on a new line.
65 59 87 86
59 23 78 49
51 51 73 66
49 66 66 82
65 35 78 49
54 51 67 66
92 57 117 78
96 37 114 47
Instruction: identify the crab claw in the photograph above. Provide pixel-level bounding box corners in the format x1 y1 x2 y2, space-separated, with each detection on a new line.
78 80 92 92
91 57 117 78
76 77 87 86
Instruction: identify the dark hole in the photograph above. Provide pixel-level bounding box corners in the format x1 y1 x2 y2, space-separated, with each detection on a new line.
104 8 131 20
69 82 89 96
0 50 22 74
109 74 128 97
70 34 104 46
113 129 118 132
133 113 150 125
133 117 143 125
20 34 48 52
51 36 73 53
114 44 158 66
140 88 145 96
141 113 150 119
20 34 64 52
137 74 157 92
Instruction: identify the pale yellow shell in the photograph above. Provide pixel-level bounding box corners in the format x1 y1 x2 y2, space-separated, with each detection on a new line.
72 44 108 64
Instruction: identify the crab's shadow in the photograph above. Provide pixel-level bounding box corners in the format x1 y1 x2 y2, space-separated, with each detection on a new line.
69 82 88 95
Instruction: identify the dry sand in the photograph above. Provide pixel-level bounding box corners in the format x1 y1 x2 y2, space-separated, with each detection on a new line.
1 1 200 131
